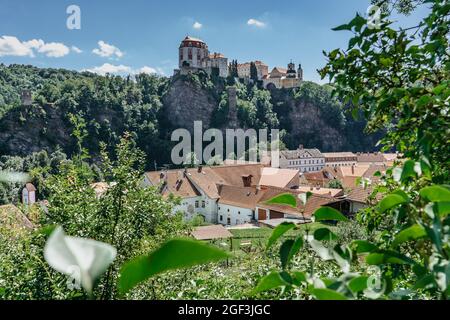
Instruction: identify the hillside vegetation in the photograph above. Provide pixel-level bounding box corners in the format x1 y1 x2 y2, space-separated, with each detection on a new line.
0 64 380 168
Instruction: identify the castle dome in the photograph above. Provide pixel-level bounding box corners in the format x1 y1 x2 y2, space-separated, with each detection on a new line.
180 36 207 49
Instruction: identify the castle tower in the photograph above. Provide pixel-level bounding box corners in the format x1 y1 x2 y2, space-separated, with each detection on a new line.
178 36 209 69
297 64 303 81
21 90 32 106
287 61 297 78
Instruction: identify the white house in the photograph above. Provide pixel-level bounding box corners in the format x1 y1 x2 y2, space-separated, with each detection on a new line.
216 185 262 226
22 183 36 206
144 163 336 226
277 146 325 173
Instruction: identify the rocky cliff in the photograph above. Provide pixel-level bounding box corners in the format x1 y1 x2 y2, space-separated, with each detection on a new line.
0 65 380 162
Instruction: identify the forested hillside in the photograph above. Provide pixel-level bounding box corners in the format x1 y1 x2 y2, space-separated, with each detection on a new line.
0 64 380 168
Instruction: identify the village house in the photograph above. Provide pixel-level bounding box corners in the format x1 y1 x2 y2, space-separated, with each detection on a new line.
142 163 341 226
323 152 358 167
276 145 325 173
356 152 400 165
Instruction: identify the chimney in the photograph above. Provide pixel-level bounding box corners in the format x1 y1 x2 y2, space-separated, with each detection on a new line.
256 185 261 194
298 144 304 150
242 175 253 187
198 166 203 173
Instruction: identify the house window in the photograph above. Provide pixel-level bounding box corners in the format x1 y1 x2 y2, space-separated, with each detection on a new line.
201 200 205 208
219 215 223 221
227 217 231 225
188 49 192 60
238 211 241 215
195 200 199 208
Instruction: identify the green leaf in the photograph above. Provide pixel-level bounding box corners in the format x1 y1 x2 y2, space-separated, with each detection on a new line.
314 228 337 241
252 271 290 294
366 250 416 265
266 222 296 249
332 24 351 31
413 274 436 290
392 224 427 247
420 185 450 203
291 271 307 285
400 160 419 181
279 237 303 269
377 194 408 213
352 240 378 253
118 239 229 295
313 288 348 300
349 14 366 31
314 207 348 222
265 193 297 208
298 191 312 205
391 189 410 201
348 276 369 293
435 202 450 216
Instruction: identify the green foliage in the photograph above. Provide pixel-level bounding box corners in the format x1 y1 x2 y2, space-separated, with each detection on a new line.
265 193 297 208
118 239 230 295
314 207 348 222
319 0 450 181
0 149 67 204
327 179 343 189
267 222 296 249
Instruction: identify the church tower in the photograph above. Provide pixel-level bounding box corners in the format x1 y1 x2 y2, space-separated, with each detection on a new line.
297 64 303 81
287 61 297 78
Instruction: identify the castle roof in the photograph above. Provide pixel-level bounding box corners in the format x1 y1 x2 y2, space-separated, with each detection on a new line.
182 36 205 43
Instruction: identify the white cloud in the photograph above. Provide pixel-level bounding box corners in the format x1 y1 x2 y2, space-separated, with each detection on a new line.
0 36 71 58
0 36 35 57
92 41 123 59
136 66 165 75
71 46 82 54
247 18 266 28
84 63 131 75
193 21 203 30
84 64 166 76
37 42 70 57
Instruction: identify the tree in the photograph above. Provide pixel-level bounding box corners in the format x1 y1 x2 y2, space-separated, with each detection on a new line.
252 0 450 300
250 62 258 82
327 179 343 189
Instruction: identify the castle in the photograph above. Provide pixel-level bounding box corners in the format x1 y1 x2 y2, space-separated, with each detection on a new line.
174 36 229 78
174 36 303 89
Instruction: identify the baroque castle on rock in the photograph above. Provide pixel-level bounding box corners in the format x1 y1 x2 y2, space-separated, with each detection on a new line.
174 36 303 89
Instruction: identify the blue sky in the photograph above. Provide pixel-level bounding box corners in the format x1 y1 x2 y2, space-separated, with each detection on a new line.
0 0 430 83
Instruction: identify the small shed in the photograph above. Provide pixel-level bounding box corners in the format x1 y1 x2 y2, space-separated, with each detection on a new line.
191 225 233 241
